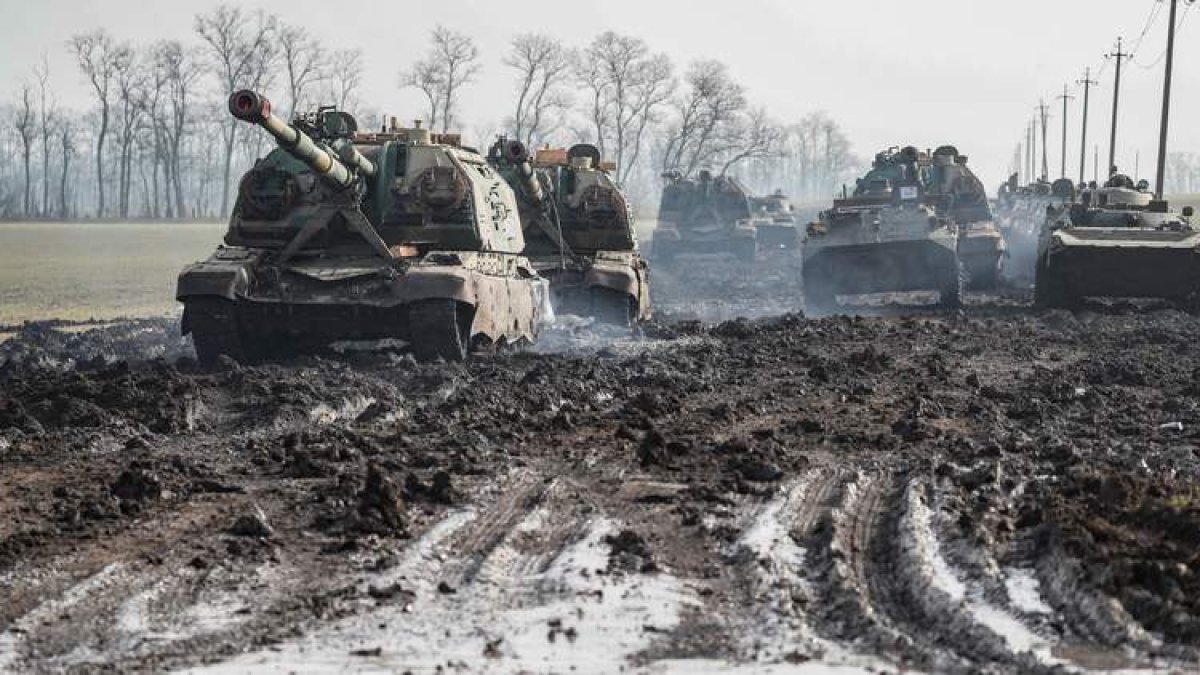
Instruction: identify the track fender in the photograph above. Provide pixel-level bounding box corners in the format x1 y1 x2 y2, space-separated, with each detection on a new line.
399 267 477 305
585 263 639 296
176 261 252 303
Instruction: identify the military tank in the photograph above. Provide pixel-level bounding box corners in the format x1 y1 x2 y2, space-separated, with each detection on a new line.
176 90 547 364
750 189 801 250
926 146 1006 289
489 140 650 325
653 171 757 262
1035 173 1199 307
802 146 962 312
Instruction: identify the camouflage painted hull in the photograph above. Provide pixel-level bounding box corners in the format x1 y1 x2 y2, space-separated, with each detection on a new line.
652 226 757 261
754 222 800 250
178 247 546 361
529 250 651 325
802 237 959 296
958 225 1006 289
1037 229 1200 303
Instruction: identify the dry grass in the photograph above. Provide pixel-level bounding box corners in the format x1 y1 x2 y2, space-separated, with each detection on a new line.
0 222 224 325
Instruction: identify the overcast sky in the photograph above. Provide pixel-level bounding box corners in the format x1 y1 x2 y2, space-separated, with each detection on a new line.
2 0 1197 191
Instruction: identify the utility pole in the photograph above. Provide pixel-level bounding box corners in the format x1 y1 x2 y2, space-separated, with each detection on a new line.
1056 85 1074 180
1036 100 1051 181
1154 0 1191 198
1027 120 1036 182
1076 68 1098 185
1032 117 1039 181
1026 120 1034 184
1106 37 1131 176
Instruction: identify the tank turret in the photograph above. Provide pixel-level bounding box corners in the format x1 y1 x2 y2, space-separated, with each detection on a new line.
228 90 375 190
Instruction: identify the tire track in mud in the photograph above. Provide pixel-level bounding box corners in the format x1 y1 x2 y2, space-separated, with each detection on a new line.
798 468 1064 674
928 477 1197 673
725 466 844 664
186 470 697 674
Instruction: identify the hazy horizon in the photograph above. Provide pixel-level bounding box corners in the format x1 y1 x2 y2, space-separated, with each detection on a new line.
3 0 1197 193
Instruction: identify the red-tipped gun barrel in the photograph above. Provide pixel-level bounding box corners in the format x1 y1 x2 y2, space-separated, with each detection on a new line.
228 89 374 189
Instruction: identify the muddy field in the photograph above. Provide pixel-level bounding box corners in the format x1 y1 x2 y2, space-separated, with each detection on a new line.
3 255 1200 674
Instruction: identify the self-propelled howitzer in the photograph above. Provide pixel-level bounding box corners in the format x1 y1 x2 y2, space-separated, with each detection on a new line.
489 139 651 325
176 91 549 364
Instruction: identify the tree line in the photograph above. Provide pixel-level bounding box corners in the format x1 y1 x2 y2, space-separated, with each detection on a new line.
0 7 861 222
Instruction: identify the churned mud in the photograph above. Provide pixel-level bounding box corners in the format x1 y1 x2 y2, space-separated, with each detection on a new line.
3 257 1200 673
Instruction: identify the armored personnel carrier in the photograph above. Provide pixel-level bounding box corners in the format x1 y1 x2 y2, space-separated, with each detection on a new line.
927 146 1006 288
750 189 801 250
176 90 547 364
802 146 962 312
653 171 757 262
489 140 650 325
1035 173 1199 307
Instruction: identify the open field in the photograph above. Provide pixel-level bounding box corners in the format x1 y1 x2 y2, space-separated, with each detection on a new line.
0 222 225 327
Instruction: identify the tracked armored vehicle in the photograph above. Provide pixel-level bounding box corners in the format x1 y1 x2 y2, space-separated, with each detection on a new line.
489 140 650 326
176 91 547 364
802 146 962 312
750 189 801 250
653 171 757 262
1035 174 1199 307
996 177 1075 282
927 146 1006 288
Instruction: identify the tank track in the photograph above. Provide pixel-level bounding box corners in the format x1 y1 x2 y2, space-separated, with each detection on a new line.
408 300 470 362
184 298 249 367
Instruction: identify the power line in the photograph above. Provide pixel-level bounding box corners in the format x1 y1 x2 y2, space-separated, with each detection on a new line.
1133 0 1196 69
1128 0 1165 56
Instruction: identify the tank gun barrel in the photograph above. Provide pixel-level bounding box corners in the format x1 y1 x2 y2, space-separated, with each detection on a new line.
499 139 546 204
228 90 375 189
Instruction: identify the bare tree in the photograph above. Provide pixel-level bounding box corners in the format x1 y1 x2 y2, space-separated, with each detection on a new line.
278 24 325 118
401 26 480 134
718 108 782 174
69 30 127 217
152 41 202 218
325 49 363 112
34 56 58 217
14 84 35 217
194 5 277 215
739 112 857 202
504 34 574 147
577 32 675 184
114 50 147 217
58 119 76 218
401 59 442 129
661 60 746 176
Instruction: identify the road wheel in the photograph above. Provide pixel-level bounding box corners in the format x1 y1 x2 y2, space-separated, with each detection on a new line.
408 299 471 362
591 288 633 327
184 298 246 367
